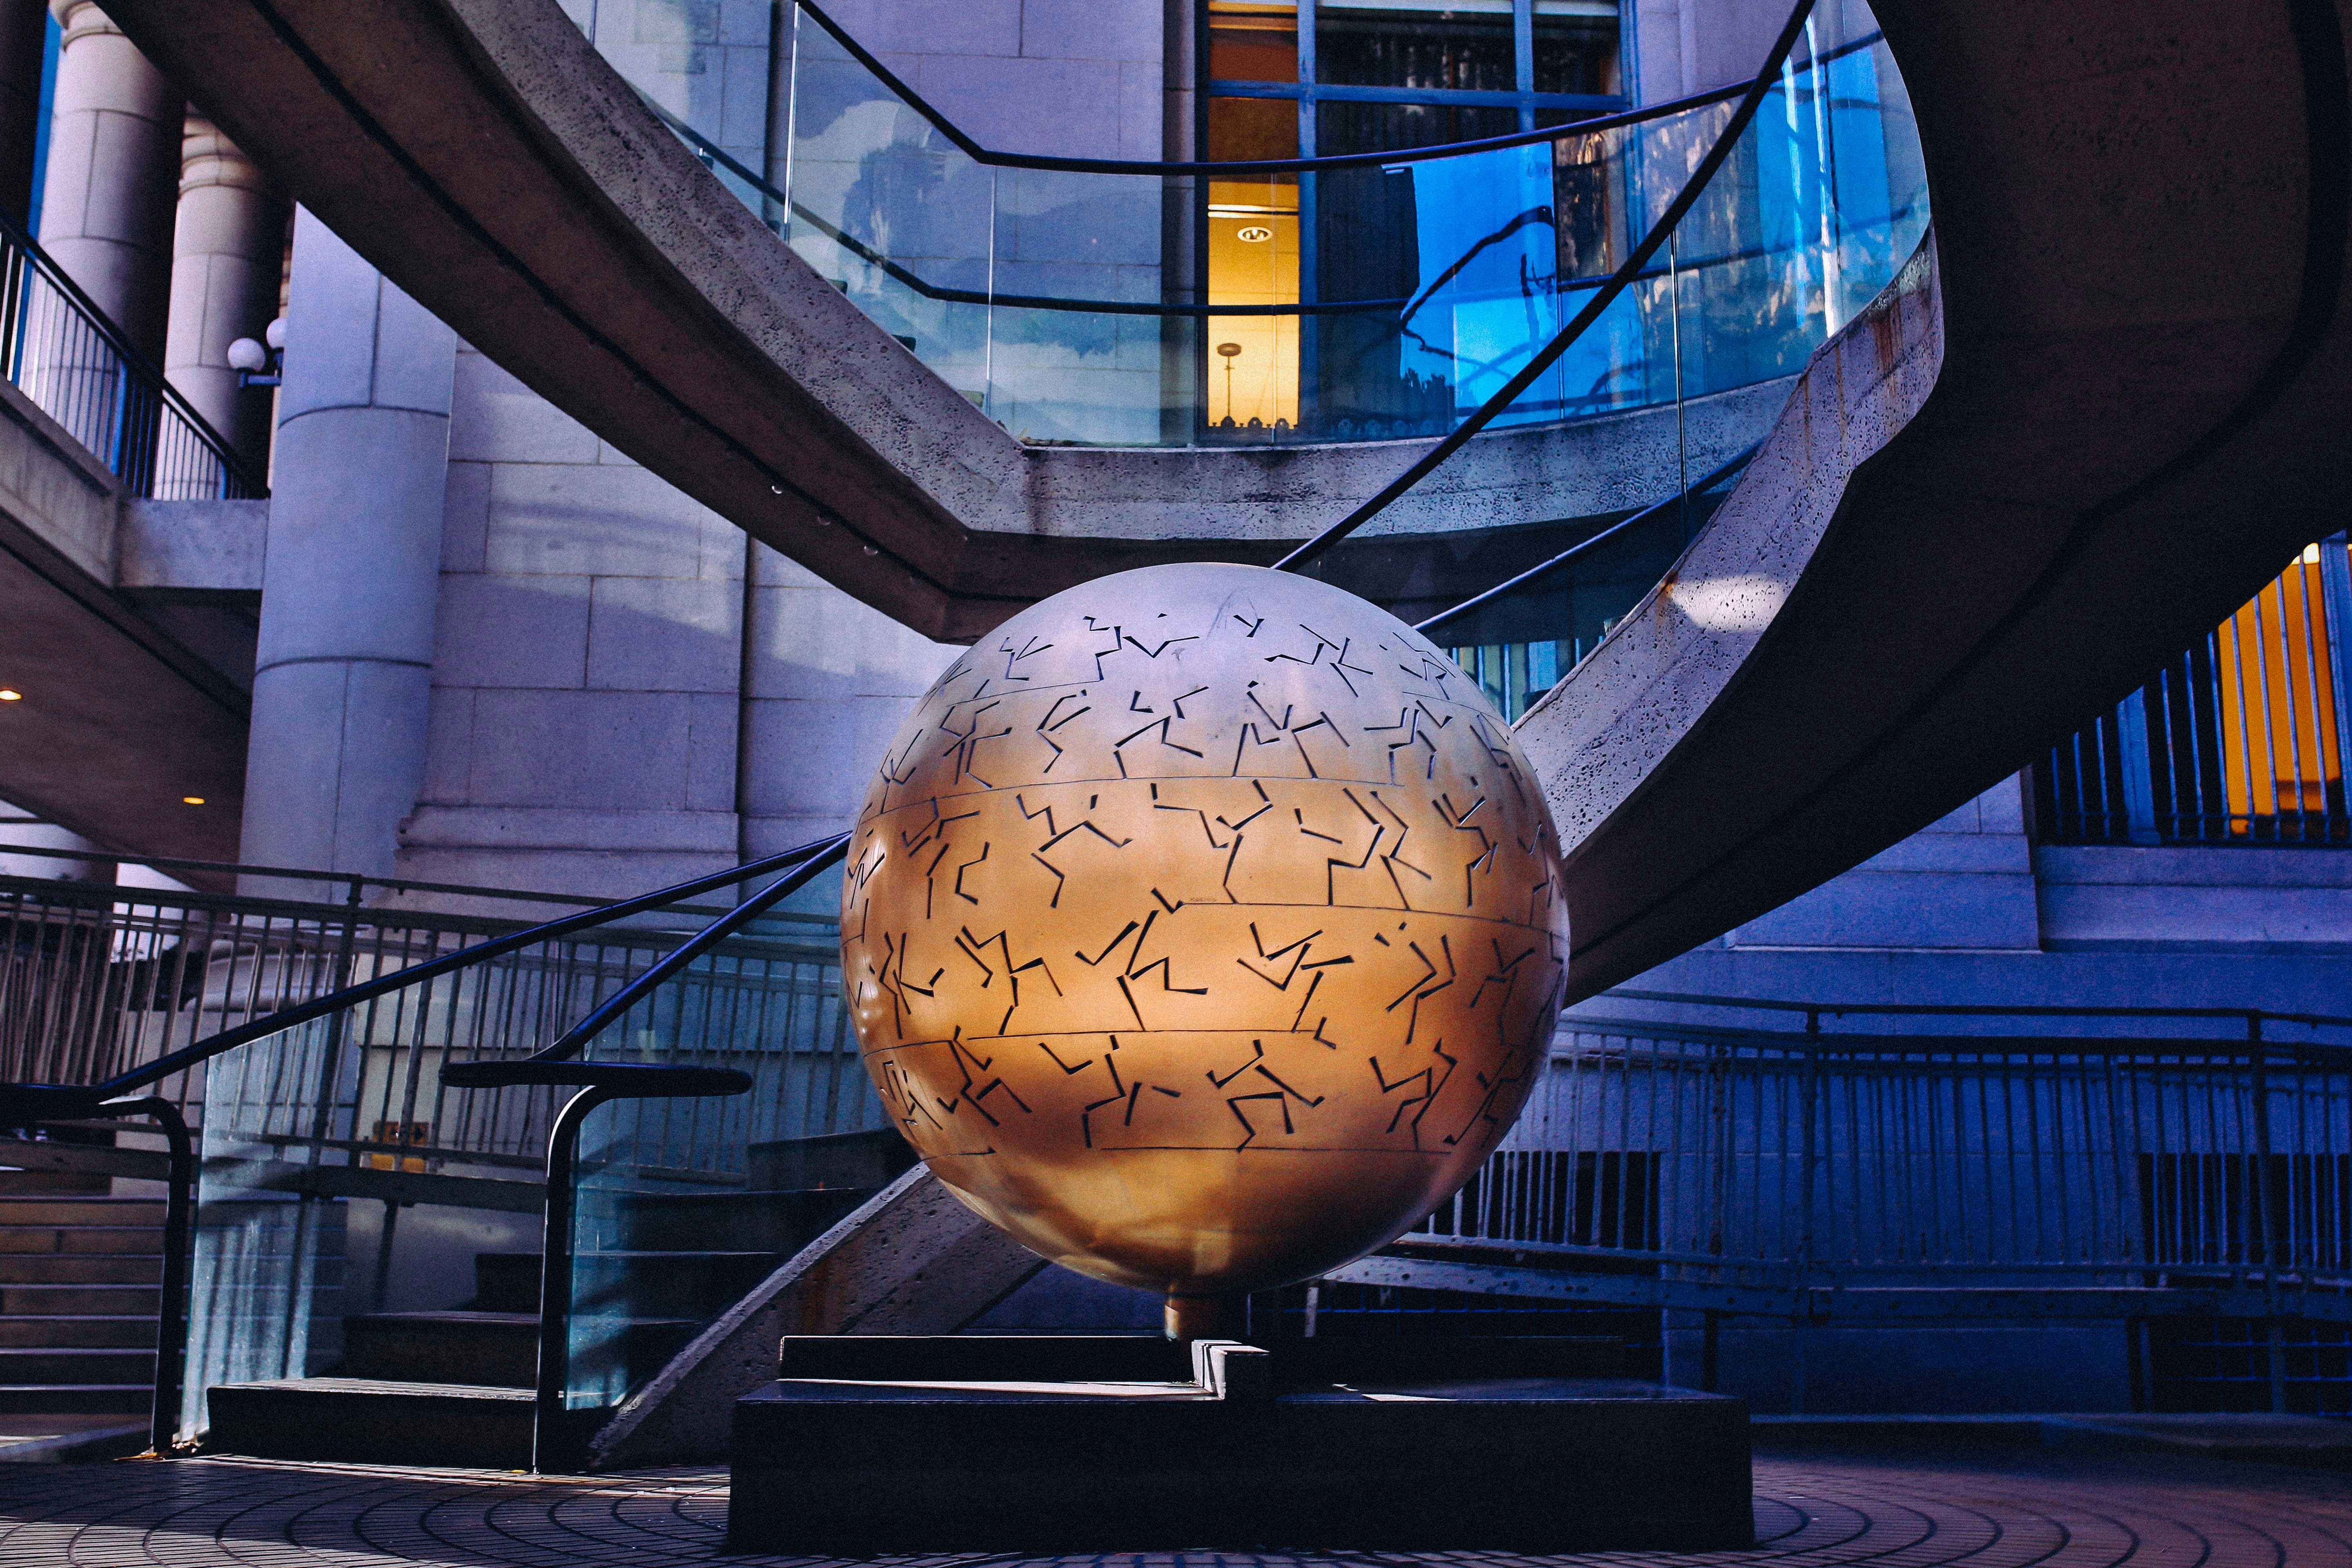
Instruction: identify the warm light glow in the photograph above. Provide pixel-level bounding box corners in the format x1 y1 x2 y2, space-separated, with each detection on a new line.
181 796 205 806
2216 547 2341 830
1207 180 1300 430
0 689 18 701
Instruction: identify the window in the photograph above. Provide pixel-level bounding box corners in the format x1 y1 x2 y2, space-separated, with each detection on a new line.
1202 0 1626 435
2036 538 2352 845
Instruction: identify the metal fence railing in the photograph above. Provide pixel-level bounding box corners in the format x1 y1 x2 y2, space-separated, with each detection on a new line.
2038 535 2352 845
1388 1001 2352 1330
0 206 265 500
0 863 873 1184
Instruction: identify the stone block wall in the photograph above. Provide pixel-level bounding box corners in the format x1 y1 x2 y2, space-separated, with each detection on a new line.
400 344 955 900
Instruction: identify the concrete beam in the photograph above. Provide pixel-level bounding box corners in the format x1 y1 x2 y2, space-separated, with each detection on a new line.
119 497 266 591
91 0 1777 642
0 367 248 869
1526 0 2352 993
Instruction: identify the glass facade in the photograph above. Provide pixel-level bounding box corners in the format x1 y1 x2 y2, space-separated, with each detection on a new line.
1205 0 1626 435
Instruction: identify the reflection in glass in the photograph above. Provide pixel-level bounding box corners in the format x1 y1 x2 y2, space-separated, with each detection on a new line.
589 2 1928 449
1316 2 1518 92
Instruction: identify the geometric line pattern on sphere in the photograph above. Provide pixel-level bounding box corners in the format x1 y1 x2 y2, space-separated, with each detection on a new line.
843 564 1570 1296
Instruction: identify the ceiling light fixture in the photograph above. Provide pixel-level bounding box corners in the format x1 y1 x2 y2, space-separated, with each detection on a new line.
0 689 19 701
181 796 205 806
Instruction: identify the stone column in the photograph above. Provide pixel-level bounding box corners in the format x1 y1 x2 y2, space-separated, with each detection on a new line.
36 0 178 356
0 0 48 224
239 207 456 898
165 113 285 474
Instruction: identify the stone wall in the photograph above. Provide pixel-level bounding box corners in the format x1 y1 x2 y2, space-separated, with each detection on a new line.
399 344 955 899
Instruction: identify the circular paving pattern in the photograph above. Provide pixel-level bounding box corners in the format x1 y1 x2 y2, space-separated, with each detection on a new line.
0 1450 2344 1568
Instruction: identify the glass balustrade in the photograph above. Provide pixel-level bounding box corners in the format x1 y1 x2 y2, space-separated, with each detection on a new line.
172 864 877 1446
557 897 896 1421
1431 455 1747 720
583 0 1926 449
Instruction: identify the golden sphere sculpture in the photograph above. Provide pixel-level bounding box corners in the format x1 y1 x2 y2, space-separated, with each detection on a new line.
841 563 1568 1315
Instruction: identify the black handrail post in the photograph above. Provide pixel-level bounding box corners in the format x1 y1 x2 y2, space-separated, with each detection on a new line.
0 1090 200 1458
100 1095 194 1457
532 1082 619 1475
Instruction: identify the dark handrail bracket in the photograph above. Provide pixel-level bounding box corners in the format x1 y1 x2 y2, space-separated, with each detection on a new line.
0 1088 195 1458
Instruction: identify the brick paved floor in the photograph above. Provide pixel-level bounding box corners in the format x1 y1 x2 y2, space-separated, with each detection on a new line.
0 1447 2343 1568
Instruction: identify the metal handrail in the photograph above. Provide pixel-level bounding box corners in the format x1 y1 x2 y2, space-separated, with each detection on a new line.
783 0 1880 178
1273 0 1820 572
430 835 849 1469
0 200 264 498
0 829 855 1463
1414 445 1760 637
445 835 850 1076
0 838 749 913
1599 987 2352 1035
4 833 843 1101
661 97 1848 324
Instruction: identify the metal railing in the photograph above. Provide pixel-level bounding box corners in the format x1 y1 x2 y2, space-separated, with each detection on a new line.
0 837 878 1460
1344 994 2352 1409
0 855 862 1178
2038 535 2352 846
0 205 264 499
615 0 1921 447
1426 446 1756 720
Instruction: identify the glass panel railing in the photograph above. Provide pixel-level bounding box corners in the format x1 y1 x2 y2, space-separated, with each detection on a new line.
174 866 849 1444
586 0 1926 449
559 895 896 1421
1426 454 1748 721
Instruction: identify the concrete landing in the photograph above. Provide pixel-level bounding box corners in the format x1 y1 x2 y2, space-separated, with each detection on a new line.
1753 1412 2352 1470
2043 1413 2352 1468
728 1336 1751 1552
0 1414 147 1461
206 1379 533 1469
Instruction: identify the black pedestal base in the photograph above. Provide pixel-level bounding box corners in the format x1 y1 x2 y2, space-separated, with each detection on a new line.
727 1336 1751 1552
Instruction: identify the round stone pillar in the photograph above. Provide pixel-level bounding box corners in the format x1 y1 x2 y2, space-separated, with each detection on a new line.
36 0 178 357
238 208 456 899
165 113 285 474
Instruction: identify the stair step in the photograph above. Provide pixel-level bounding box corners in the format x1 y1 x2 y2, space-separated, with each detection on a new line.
471 1253 539 1314
0 1255 161 1285
341 1311 699 1389
0 1170 112 1196
0 1384 154 1414
342 1312 537 1388
584 1187 871 1252
0 1200 165 1226
0 1284 160 1315
0 1416 151 1462
0 1226 166 1255
472 1251 784 1317
205 1379 533 1468
0 1348 156 1384
0 1316 156 1349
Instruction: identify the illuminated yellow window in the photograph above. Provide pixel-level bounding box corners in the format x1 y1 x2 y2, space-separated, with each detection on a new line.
2214 542 2343 833
1206 3 1301 431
